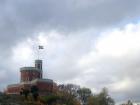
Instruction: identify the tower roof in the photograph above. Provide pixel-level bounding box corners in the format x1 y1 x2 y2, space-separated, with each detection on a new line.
35 59 42 62
20 67 40 71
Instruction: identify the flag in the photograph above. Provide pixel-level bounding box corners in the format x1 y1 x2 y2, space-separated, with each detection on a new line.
39 45 44 49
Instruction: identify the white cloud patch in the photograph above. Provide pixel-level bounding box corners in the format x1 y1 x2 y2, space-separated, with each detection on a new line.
0 70 7 81
76 22 140 101
2 22 140 102
96 23 140 57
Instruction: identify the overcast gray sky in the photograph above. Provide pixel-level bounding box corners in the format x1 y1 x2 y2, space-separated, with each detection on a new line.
0 0 140 103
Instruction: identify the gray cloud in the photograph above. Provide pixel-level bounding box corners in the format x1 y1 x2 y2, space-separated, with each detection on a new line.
10 0 140 30
0 0 140 103
0 0 140 46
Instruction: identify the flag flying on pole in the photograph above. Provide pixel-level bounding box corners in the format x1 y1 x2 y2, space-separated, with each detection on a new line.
39 45 44 49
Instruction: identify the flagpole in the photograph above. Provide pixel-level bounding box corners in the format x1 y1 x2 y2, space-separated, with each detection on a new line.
37 45 44 78
37 47 39 60
38 45 44 60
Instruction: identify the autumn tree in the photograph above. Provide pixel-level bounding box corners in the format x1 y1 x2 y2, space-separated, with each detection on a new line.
87 87 115 105
57 84 81 105
98 88 115 105
77 87 92 105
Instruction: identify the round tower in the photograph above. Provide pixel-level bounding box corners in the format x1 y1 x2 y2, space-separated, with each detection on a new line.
20 67 41 82
35 60 43 78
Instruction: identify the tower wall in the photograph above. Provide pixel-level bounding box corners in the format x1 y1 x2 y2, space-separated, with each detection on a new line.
20 67 41 82
35 60 43 78
35 60 42 70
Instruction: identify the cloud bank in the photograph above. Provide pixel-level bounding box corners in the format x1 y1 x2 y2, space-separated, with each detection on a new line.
0 0 140 103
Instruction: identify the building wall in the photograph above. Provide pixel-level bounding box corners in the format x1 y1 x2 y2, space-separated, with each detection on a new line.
6 85 21 94
53 83 58 93
21 70 41 82
6 81 57 95
37 82 53 92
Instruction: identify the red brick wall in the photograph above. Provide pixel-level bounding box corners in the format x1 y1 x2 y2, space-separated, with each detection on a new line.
52 82 58 93
21 70 41 82
6 86 21 94
36 81 53 92
6 81 58 95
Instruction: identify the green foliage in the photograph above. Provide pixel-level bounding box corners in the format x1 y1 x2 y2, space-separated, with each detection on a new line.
126 100 133 105
77 87 92 96
0 85 115 105
88 95 99 105
58 91 79 105
42 95 60 104
0 94 31 105
77 87 92 104
41 92 80 105
87 88 115 105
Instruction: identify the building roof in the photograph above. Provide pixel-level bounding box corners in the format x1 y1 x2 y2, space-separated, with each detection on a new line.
7 84 20 88
20 67 40 71
8 78 54 88
35 59 42 62
31 78 53 83
19 78 53 84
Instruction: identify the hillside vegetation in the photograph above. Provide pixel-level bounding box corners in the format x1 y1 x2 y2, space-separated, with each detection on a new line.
0 84 115 105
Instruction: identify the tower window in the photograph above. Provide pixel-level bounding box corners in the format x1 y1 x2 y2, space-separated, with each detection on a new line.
38 64 40 69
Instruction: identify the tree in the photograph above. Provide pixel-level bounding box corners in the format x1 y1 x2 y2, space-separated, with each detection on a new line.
87 95 99 105
98 88 115 105
58 84 80 97
57 84 81 105
42 95 59 105
31 85 39 101
87 87 115 105
77 87 92 105
127 100 133 105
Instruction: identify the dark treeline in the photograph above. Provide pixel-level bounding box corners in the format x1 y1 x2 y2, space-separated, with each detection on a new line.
41 84 115 105
0 84 115 105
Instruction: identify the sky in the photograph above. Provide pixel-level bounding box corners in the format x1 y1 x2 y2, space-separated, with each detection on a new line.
0 0 140 103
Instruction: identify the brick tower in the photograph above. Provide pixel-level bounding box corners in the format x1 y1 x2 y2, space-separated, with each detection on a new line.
20 59 43 82
35 60 43 78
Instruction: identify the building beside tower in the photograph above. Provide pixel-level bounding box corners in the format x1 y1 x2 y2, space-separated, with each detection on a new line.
6 59 57 95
